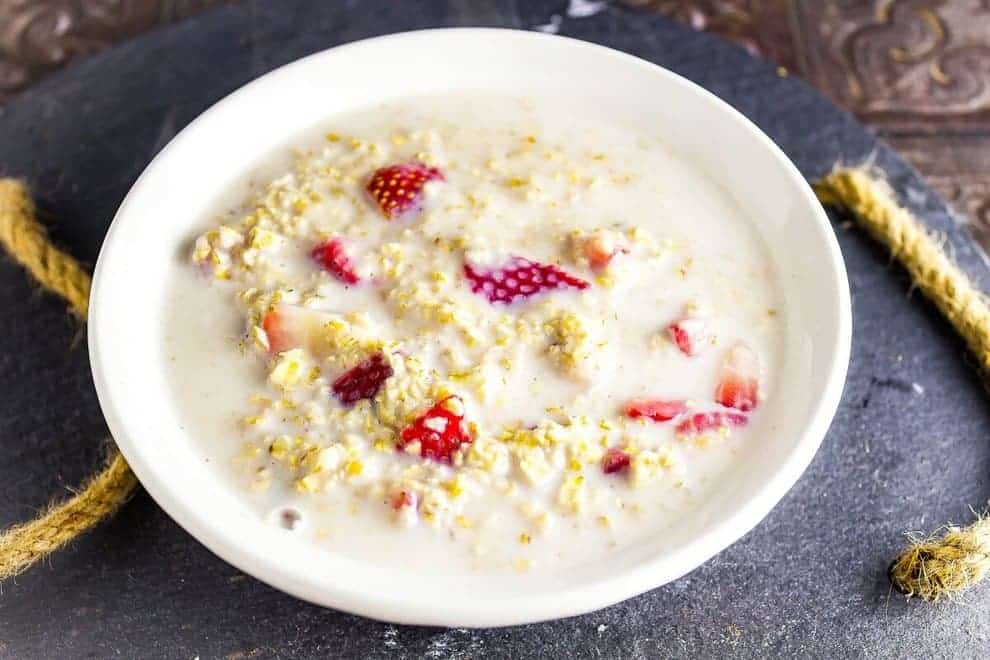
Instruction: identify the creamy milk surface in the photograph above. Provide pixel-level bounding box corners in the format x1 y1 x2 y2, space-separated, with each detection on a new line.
163 94 783 575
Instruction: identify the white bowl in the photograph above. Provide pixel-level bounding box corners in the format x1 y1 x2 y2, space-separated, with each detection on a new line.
89 28 850 627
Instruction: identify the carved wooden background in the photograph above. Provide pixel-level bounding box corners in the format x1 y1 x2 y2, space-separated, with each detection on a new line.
2 0 989 251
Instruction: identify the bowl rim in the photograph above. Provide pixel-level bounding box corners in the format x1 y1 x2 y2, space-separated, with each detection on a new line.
89 27 851 627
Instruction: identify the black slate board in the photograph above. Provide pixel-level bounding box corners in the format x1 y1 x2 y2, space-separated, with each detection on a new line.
2 1 989 657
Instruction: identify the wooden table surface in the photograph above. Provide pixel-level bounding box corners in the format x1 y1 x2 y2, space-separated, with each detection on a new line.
2 1 988 258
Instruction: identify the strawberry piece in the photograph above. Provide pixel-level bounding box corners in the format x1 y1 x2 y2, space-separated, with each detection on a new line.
675 411 748 436
577 231 627 270
260 304 339 355
262 306 307 354
398 396 472 463
715 343 761 411
311 237 360 285
464 257 589 304
585 242 616 270
602 448 632 475
331 352 393 406
389 489 419 527
668 318 712 357
390 490 417 510
624 399 688 423
366 162 444 219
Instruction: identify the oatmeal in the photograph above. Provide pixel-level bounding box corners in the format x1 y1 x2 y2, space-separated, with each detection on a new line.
163 94 783 574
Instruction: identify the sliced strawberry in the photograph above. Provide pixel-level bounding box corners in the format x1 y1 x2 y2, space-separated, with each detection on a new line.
366 162 444 219
260 304 338 355
398 396 472 463
602 448 632 475
464 257 589 305
311 237 360 285
624 399 688 423
668 318 712 357
675 411 748 436
715 343 760 411
331 352 393 406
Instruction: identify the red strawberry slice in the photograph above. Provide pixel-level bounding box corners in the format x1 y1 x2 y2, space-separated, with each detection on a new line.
366 162 444 219
601 448 632 475
331 352 393 406
464 257 590 305
715 343 760 411
260 304 339 355
311 237 360 285
675 411 748 436
624 399 688 423
668 318 712 357
398 396 472 463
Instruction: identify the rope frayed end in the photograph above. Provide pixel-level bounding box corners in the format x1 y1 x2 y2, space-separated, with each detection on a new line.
812 166 891 208
889 517 990 601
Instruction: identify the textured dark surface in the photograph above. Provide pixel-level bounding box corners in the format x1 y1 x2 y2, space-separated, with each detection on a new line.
1 1 989 657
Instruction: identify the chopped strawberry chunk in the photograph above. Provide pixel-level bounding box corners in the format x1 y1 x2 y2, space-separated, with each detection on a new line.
259 304 339 355
586 243 616 270
668 318 712 357
577 231 627 271
366 162 444 219
464 256 589 305
624 399 688 423
602 448 632 474
331 352 393 406
676 411 748 436
398 396 472 463
311 237 360 285
390 490 417 510
262 306 307 354
390 489 419 527
715 343 761 411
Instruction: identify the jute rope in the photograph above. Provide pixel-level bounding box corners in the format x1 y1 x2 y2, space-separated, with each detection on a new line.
0 179 136 580
0 170 988 599
814 170 990 381
814 169 990 600
0 181 91 321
